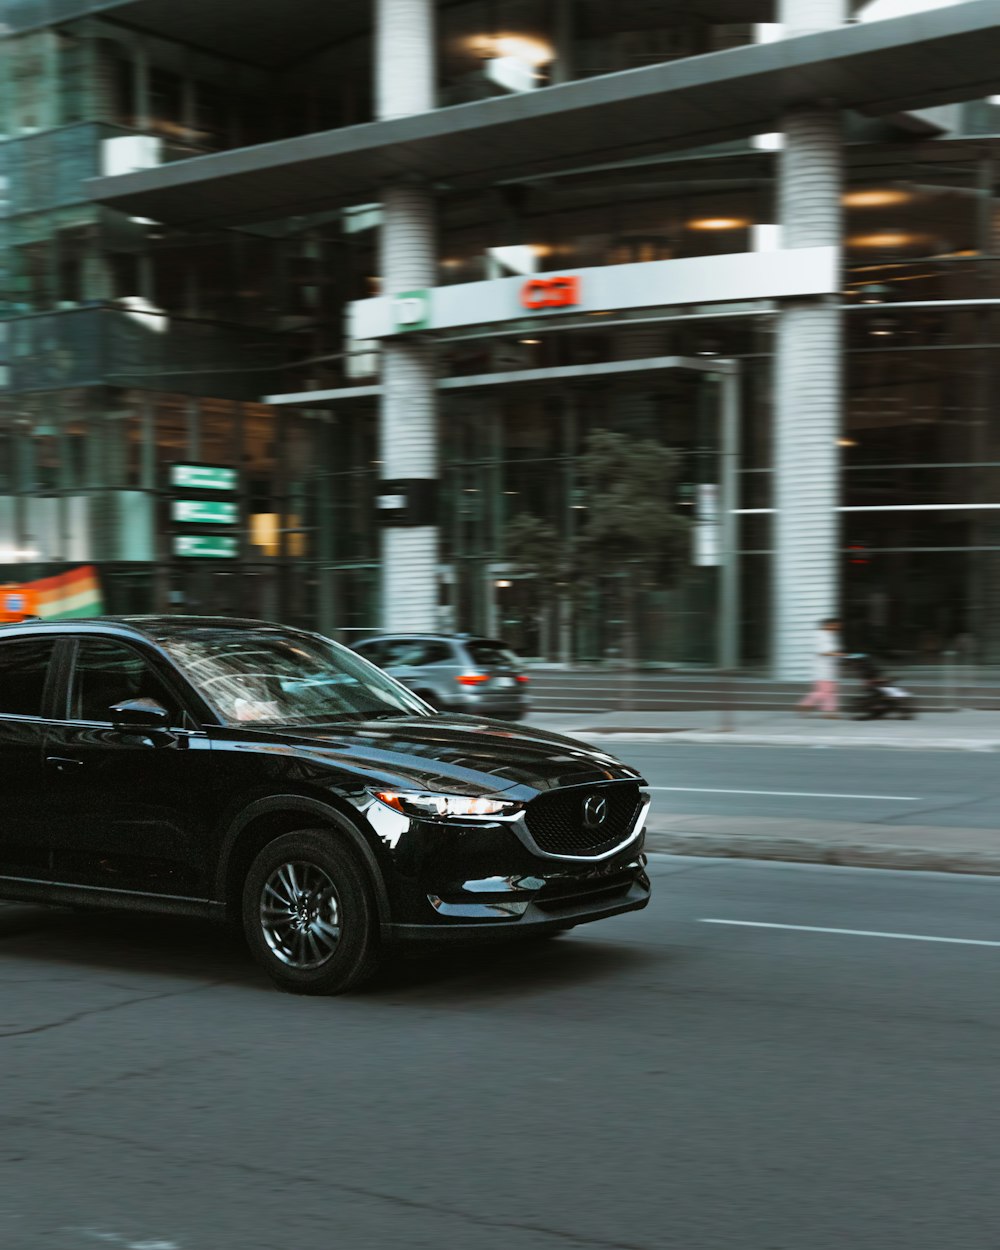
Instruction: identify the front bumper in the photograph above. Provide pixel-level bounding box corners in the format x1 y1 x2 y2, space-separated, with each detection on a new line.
389 852 650 943
361 786 651 942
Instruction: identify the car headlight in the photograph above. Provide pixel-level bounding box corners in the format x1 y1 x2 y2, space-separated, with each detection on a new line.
371 790 522 819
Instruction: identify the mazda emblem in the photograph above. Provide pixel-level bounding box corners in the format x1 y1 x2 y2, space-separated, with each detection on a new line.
582 794 608 829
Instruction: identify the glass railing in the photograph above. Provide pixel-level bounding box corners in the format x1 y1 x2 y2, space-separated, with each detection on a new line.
4 306 289 399
2 1 135 33
0 122 221 218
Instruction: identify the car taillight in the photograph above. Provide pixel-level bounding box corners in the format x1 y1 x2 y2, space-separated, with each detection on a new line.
516 674 529 683
456 674 490 686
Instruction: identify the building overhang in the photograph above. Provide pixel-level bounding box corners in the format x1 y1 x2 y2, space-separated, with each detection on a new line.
86 2 1000 231
7 1 784 67
5 0 372 68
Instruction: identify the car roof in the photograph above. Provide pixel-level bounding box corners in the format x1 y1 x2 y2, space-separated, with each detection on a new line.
0 615 301 641
355 633 508 646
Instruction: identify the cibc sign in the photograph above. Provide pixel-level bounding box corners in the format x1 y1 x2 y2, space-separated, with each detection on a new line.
520 275 581 310
348 247 840 340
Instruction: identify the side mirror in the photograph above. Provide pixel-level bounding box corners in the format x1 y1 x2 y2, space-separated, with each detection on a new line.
110 697 171 730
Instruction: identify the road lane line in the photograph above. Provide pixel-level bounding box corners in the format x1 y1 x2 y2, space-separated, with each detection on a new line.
649 786 919 801
700 919 1000 947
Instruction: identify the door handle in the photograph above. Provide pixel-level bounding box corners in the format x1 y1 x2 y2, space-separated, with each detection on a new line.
46 755 83 772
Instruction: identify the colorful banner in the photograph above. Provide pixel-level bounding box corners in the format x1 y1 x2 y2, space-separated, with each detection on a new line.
29 566 104 620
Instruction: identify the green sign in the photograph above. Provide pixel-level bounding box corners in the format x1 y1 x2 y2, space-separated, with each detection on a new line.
172 499 239 525
170 464 238 491
173 534 239 559
392 290 431 332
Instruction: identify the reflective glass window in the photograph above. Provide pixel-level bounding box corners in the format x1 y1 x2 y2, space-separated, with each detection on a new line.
70 638 182 724
0 638 57 718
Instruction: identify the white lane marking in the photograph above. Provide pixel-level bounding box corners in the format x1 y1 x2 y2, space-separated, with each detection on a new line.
648 786 919 801
70 1233 180 1249
701 919 1000 948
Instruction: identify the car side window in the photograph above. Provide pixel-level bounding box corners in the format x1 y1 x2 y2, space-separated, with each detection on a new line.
70 638 184 725
0 638 58 718
380 639 449 666
417 642 452 665
378 640 416 666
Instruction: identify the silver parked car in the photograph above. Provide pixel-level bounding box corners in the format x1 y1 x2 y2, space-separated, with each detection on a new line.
352 634 529 720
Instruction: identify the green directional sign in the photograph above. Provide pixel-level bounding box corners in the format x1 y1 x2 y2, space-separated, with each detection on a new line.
170 464 238 491
172 499 239 525
173 534 239 558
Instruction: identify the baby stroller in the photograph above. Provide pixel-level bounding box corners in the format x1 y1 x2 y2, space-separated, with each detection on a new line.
845 653 916 720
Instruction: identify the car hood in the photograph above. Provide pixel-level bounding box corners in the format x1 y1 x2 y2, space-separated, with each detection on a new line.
222 714 643 797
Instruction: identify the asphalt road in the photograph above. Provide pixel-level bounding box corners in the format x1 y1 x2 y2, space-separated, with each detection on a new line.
614 741 1000 830
2 856 1000 1249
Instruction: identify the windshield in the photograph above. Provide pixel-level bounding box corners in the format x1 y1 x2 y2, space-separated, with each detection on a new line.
160 627 431 728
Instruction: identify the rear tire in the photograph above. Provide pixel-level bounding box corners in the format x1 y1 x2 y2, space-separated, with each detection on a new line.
242 830 382 995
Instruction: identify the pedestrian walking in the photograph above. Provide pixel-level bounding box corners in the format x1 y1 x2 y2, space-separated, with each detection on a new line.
798 617 842 718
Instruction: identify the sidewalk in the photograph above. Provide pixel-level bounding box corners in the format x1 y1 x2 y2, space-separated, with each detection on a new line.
523 708 1000 751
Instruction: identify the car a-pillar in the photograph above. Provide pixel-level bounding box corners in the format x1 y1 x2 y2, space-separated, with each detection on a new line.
376 0 440 632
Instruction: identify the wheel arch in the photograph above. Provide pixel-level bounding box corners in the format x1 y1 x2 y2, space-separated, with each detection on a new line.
216 794 391 936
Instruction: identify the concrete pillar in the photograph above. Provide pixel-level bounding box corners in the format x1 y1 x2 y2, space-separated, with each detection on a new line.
772 0 846 679
375 0 435 120
970 187 1000 663
375 0 440 630
778 0 845 34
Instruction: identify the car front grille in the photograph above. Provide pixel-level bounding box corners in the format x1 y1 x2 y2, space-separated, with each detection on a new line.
524 783 643 857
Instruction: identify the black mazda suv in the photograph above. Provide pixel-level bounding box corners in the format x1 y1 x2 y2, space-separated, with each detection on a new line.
0 617 651 994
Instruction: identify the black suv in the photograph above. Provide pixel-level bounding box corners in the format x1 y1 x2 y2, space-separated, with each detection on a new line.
0 617 651 994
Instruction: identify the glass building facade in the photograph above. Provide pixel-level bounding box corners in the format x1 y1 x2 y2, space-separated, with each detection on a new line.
3 1 1000 664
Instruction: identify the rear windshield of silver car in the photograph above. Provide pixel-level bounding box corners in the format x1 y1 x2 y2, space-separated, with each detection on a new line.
466 640 520 668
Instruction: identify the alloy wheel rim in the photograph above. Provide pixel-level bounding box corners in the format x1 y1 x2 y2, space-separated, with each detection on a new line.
259 861 342 970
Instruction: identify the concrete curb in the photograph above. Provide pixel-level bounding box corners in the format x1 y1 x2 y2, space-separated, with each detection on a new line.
644 829 1000 875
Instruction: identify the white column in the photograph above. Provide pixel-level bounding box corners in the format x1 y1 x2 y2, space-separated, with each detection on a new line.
778 0 846 34
772 0 846 679
375 0 440 631
375 0 435 120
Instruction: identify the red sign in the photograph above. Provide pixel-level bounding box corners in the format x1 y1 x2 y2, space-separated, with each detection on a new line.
521 276 581 310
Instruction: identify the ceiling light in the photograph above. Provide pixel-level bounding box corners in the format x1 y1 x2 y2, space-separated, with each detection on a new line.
848 232 926 249
843 188 912 208
855 284 891 303
688 217 750 231
492 35 553 66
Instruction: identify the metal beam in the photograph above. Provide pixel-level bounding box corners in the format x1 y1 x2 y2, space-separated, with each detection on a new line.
264 354 739 406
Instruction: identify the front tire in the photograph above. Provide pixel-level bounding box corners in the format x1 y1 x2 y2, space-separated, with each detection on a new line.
242 830 382 995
